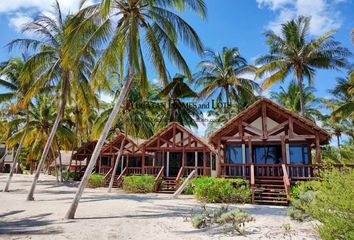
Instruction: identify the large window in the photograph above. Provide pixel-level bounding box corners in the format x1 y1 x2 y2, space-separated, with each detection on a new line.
289 144 310 164
128 156 141 167
225 144 243 164
253 145 282 164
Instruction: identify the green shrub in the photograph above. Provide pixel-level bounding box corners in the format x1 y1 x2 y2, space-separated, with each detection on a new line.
187 177 251 204
62 171 79 181
88 173 105 188
289 168 354 240
122 175 155 193
191 205 254 235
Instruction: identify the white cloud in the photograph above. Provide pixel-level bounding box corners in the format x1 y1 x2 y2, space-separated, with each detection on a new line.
256 0 345 36
1 0 95 33
8 13 33 32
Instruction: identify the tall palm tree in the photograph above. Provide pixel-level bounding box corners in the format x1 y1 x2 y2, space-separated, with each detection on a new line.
195 47 259 119
256 16 351 116
9 1 98 200
157 74 202 128
0 56 33 192
271 81 322 122
65 0 206 219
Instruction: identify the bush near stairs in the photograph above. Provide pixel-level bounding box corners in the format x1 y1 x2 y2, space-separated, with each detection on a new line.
288 168 354 240
88 174 105 188
122 175 155 193
181 177 251 204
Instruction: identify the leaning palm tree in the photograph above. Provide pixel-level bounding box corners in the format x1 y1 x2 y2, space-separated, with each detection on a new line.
256 16 351 116
195 47 259 119
8 1 98 200
0 56 33 192
271 81 323 122
65 0 206 219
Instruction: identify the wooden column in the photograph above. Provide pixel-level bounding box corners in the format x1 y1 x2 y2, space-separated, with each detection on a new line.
289 117 294 138
281 136 286 164
98 156 101 173
248 137 253 164
203 149 206 176
217 135 222 177
141 147 145 174
153 152 156 167
262 103 267 139
315 133 321 164
162 149 165 167
182 148 185 167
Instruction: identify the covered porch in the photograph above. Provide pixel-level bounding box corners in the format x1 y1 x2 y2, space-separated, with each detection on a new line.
209 98 331 204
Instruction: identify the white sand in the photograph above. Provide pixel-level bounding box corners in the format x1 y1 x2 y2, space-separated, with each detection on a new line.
0 174 319 240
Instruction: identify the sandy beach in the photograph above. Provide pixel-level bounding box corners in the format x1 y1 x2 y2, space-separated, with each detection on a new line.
0 174 319 240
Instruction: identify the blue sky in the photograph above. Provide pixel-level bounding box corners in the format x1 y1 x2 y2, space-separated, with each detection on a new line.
0 0 353 136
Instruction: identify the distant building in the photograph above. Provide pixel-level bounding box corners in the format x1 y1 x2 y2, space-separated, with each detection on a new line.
0 143 14 173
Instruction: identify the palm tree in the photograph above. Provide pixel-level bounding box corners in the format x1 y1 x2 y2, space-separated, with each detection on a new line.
157 74 202 128
271 81 322 122
65 0 206 219
329 71 354 120
256 16 351 116
9 1 98 200
7 95 75 175
195 47 259 119
0 56 33 192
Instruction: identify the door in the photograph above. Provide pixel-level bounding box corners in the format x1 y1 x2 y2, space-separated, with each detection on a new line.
164 152 182 177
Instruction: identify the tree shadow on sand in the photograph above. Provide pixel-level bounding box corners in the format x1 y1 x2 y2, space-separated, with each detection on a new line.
0 212 62 236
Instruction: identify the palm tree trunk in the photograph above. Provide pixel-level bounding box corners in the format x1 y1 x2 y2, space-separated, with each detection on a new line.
337 135 342 161
51 147 59 183
296 71 305 116
66 111 79 181
56 140 63 182
4 108 30 192
108 137 126 192
65 69 134 219
26 79 68 201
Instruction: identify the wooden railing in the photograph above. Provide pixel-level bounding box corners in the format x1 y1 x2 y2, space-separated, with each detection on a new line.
154 166 165 192
126 167 142 175
100 166 112 175
250 164 255 204
175 167 184 189
254 164 283 178
104 167 113 180
144 166 162 176
221 163 250 178
115 167 127 187
287 164 316 179
282 164 290 198
183 166 207 176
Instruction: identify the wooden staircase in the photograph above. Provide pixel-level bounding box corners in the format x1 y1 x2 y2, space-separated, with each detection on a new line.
157 177 178 193
104 167 126 188
253 177 289 205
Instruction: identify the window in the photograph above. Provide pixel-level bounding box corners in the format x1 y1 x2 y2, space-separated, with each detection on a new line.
212 154 216 170
101 156 110 166
145 156 153 166
206 153 211 168
128 157 141 167
185 152 195 166
290 144 310 164
197 152 203 166
156 152 163 166
225 144 243 164
253 145 282 164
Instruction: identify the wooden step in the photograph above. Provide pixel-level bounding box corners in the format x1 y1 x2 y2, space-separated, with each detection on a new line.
254 199 288 204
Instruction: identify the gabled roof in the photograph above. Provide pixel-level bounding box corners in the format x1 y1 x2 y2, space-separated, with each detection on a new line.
100 129 145 155
72 141 97 161
209 98 330 144
141 122 216 153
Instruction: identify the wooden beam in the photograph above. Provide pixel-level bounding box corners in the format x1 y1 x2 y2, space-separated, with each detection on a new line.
281 136 286 164
289 117 294 138
267 121 288 136
248 137 253 164
242 122 263 136
315 133 321 164
262 103 267 138
173 124 176 147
